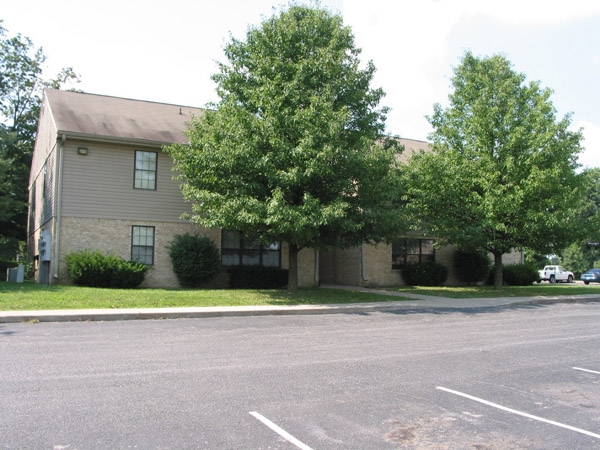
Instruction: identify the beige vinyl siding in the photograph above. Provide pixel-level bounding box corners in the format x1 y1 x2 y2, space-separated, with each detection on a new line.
40 150 56 225
61 141 192 222
29 97 58 188
29 96 60 235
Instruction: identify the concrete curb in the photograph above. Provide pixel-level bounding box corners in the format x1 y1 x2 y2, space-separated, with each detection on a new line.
2 293 600 323
0 301 421 323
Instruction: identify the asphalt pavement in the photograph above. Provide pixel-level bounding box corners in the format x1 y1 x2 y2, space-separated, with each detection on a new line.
3 284 600 324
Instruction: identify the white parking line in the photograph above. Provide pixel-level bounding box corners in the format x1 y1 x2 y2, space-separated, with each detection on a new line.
573 367 600 375
437 387 600 440
249 411 314 450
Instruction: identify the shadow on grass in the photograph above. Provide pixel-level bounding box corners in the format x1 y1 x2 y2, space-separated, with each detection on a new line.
390 284 600 298
254 288 410 305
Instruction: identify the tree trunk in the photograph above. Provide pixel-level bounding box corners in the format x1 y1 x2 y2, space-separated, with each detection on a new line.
493 252 503 290
288 243 299 292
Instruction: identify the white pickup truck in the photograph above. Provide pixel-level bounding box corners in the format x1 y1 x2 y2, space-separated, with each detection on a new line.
537 265 574 283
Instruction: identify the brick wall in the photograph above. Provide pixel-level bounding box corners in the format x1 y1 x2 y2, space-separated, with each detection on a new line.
58 217 222 288
57 217 318 288
319 242 525 287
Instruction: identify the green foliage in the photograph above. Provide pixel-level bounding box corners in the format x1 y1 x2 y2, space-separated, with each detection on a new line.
65 250 148 288
401 262 448 287
575 168 600 244
168 233 221 287
0 23 79 248
558 168 600 276
559 242 600 277
228 265 289 289
488 263 539 286
453 249 491 284
406 51 585 289
524 250 552 269
165 5 404 291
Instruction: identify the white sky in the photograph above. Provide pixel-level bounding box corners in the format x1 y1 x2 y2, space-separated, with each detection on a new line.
3 0 600 167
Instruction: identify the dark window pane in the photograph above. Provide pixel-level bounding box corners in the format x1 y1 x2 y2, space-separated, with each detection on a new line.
391 238 435 269
221 230 280 267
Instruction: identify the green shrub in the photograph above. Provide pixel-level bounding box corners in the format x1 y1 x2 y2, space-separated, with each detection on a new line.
228 265 288 289
502 263 539 286
168 233 221 287
401 262 448 287
453 249 491 284
486 263 539 286
65 250 148 288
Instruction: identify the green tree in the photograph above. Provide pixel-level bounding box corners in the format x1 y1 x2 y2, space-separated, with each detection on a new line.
406 52 584 289
0 22 78 257
577 167 600 243
558 168 600 274
560 242 600 276
166 5 404 291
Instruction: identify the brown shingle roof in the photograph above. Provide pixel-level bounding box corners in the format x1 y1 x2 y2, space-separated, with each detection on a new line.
45 89 431 153
45 89 203 145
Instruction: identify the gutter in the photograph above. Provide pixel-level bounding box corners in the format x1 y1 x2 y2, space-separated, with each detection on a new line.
57 130 177 148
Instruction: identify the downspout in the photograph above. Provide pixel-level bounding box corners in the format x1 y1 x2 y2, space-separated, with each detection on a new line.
314 249 319 286
53 133 65 279
360 243 367 286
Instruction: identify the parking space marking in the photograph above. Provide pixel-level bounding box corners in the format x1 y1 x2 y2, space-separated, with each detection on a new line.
249 411 314 450
573 367 600 375
437 387 600 439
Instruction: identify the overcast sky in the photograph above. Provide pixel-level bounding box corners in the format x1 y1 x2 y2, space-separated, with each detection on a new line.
3 0 599 167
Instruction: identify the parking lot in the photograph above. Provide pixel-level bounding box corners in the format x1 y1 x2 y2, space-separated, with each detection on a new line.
1 301 599 449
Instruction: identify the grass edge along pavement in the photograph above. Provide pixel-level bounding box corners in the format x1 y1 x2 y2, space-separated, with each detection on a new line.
3 282 600 312
0 283 413 311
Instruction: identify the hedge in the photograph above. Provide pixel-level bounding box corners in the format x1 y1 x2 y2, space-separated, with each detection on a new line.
228 265 288 289
401 262 448 286
65 250 148 288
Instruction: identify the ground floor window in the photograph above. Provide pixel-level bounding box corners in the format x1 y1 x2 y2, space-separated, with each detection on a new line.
392 238 435 269
131 226 155 265
221 230 280 267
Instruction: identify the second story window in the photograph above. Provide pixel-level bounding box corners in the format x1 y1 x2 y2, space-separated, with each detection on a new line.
134 150 157 190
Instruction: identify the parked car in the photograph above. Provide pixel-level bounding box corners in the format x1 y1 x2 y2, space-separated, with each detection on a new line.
580 268 600 285
537 265 574 283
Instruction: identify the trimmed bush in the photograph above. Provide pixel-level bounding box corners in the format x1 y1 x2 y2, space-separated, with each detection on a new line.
453 249 491 284
65 250 148 288
228 265 288 289
501 263 539 286
486 263 539 286
402 262 448 287
168 233 221 287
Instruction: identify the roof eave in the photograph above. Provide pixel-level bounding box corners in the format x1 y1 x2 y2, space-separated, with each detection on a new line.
57 130 183 148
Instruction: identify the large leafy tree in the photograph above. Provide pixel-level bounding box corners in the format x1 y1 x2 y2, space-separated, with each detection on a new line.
559 168 600 274
0 23 78 257
406 52 584 289
166 5 405 291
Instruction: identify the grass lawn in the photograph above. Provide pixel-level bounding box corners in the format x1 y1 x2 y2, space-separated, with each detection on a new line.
2 281 599 311
394 283 600 298
0 282 408 311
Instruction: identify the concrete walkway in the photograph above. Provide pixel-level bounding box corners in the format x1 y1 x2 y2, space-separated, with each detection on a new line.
2 284 600 323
